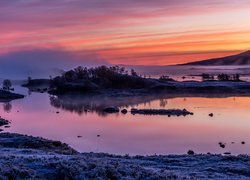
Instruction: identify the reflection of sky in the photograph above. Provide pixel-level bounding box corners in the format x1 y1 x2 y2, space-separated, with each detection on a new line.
1 87 250 155
1 0 250 66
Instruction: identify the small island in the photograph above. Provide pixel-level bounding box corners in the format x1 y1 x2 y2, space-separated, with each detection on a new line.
23 65 250 97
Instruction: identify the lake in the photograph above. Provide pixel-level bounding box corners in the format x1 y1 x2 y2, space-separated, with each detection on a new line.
1 86 250 155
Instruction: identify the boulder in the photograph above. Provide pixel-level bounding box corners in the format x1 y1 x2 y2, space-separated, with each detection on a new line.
103 106 119 113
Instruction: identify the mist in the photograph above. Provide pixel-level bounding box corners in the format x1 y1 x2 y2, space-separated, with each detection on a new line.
0 48 108 80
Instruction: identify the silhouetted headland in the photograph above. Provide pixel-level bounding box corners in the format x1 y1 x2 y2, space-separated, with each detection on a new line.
181 50 250 66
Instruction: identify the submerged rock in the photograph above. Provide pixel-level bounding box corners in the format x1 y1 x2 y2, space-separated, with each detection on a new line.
209 113 214 117
130 108 193 116
103 106 119 113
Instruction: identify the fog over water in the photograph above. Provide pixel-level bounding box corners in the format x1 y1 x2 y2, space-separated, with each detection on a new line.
0 49 107 79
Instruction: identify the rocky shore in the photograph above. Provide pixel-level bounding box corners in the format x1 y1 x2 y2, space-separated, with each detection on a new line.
0 90 24 101
0 132 249 179
130 108 193 116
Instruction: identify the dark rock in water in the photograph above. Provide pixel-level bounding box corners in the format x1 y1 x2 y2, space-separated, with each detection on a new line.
130 108 193 116
56 111 60 114
4 125 10 128
0 118 10 127
77 136 82 138
209 113 214 117
97 135 100 137
103 106 119 113
187 150 195 155
219 142 226 148
131 108 138 114
241 141 246 145
224 152 231 155
121 109 128 114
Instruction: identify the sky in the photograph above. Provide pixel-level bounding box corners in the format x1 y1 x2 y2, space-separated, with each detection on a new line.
1 0 250 66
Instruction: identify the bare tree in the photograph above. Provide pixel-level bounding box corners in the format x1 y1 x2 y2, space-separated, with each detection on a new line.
2 79 12 91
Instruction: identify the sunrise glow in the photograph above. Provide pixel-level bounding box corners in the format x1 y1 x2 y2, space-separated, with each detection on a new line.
1 0 250 65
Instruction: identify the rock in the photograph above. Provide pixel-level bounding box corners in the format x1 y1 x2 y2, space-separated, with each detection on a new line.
130 108 193 116
56 111 60 114
0 118 10 127
103 106 119 113
77 136 82 138
97 135 100 137
224 152 231 155
187 150 195 155
209 113 214 117
241 141 246 145
121 109 128 114
131 108 138 114
219 142 226 148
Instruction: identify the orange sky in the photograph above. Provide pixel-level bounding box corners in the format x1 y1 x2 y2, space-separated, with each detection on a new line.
1 0 250 65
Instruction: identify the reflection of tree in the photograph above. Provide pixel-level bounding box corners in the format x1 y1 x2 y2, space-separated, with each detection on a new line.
3 102 12 113
50 96 108 117
49 94 168 116
159 99 168 107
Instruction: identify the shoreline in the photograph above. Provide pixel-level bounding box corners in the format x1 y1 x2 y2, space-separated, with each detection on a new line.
0 90 24 101
23 78 250 96
0 132 249 179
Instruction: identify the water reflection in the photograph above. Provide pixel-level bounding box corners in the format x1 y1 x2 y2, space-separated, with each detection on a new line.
3 102 12 113
49 94 172 116
1 89 250 155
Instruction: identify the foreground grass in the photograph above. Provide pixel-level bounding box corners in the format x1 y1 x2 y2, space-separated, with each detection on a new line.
0 133 249 179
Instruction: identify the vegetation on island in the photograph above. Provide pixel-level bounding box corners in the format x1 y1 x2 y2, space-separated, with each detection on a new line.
22 65 250 96
201 73 241 81
49 66 156 93
0 79 24 100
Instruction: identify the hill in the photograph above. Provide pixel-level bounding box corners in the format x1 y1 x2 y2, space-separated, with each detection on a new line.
181 51 250 65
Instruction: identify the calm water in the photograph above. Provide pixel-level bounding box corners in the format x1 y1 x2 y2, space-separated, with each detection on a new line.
1 86 250 155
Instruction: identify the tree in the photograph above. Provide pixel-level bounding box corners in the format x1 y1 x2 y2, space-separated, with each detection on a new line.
131 69 138 76
2 79 12 91
217 74 230 81
27 76 32 84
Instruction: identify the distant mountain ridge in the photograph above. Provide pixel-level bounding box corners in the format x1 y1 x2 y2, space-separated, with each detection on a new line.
181 51 250 66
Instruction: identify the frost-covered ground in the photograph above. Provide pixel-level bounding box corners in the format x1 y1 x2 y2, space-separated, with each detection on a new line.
0 133 250 179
